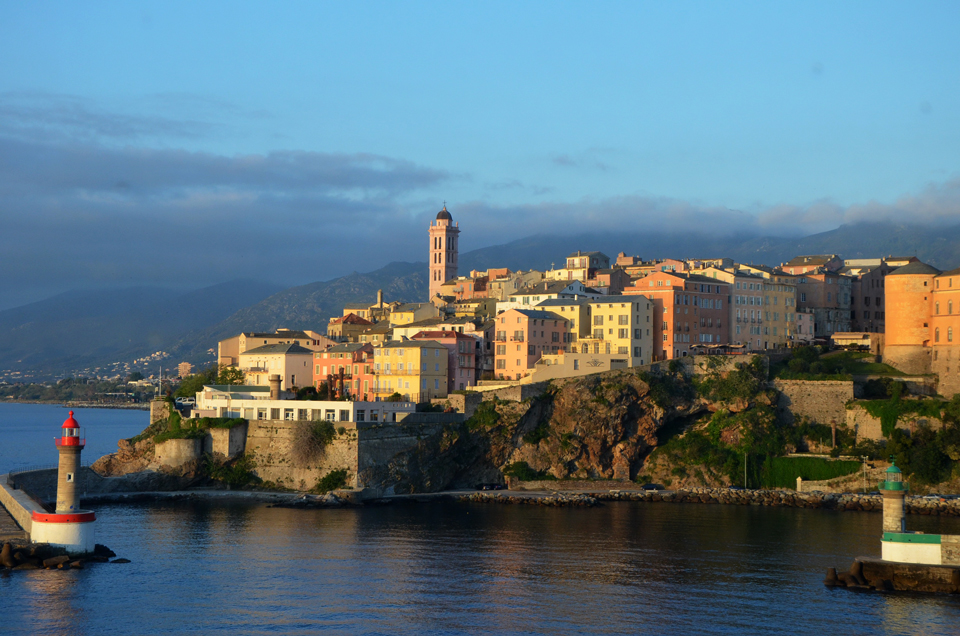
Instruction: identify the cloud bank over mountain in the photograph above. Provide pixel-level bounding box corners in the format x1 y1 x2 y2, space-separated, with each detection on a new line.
2 93 958 310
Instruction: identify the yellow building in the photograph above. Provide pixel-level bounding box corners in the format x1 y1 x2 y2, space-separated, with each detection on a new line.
219 329 334 367
370 340 448 402
538 295 653 366
732 265 799 348
389 303 441 326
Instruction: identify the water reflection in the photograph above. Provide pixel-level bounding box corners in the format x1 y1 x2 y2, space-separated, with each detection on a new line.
5 500 960 635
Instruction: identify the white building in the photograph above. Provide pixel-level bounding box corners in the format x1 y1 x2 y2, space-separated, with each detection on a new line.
194 385 415 423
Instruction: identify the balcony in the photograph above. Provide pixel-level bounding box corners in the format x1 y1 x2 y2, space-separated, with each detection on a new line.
510 336 525 342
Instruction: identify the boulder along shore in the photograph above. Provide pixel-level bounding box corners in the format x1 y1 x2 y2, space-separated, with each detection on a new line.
461 487 960 515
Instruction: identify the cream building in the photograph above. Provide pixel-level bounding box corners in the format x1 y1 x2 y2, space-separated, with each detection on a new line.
219 329 333 367
238 343 314 391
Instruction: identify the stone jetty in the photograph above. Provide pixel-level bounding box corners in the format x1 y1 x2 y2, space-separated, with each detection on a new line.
460 492 599 507
462 486 960 515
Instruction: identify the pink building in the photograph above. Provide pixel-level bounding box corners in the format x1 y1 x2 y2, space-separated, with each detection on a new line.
412 330 479 391
494 308 568 380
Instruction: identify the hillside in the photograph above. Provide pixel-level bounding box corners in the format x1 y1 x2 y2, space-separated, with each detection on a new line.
6 220 960 380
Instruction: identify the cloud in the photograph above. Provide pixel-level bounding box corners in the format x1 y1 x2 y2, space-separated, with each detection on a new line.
0 92 218 143
2 94 960 310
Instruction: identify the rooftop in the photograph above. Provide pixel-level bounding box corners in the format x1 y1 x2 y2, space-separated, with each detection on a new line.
241 343 314 355
889 261 942 277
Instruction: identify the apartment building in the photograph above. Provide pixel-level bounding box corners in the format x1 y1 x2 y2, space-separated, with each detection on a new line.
218 329 334 366
313 343 376 400
624 272 730 360
239 343 314 391
841 261 893 333
370 340 449 402
494 309 568 380
412 330 479 392
701 267 765 350
792 271 853 337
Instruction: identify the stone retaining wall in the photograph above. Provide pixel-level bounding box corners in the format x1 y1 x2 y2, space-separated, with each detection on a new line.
154 438 202 469
773 379 854 426
847 403 944 442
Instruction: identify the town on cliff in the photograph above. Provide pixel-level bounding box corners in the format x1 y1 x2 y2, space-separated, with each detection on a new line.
68 205 960 504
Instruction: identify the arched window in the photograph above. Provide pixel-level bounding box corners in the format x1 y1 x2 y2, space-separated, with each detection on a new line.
936 328 940 343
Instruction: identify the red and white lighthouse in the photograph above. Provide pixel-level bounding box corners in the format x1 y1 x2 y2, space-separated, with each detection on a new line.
30 411 97 553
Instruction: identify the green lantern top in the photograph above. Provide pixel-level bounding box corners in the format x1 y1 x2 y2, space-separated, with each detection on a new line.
881 460 907 490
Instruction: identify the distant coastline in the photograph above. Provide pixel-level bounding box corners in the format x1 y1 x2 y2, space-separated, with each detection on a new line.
0 399 148 411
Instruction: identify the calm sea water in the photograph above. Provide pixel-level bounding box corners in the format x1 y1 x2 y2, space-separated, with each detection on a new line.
3 403 960 635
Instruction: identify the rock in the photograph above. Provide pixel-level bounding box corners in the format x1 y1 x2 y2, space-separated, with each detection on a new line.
42 555 71 568
57 562 71 570
12 562 39 571
110 558 131 564
69 560 84 569
824 568 838 586
0 543 15 568
94 544 117 558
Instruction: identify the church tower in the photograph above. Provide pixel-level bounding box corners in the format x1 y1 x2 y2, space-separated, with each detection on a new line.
429 204 459 299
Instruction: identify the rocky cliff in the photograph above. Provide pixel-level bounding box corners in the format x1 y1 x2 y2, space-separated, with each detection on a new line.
360 366 774 493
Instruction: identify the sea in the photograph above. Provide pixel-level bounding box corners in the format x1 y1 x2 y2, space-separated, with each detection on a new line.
2 402 960 635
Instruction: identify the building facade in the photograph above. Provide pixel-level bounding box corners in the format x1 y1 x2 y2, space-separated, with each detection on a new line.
624 272 730 360
370 340 449 402
494 309 568 380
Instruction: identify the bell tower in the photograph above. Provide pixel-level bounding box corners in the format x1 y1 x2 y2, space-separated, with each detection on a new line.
429 204 459 299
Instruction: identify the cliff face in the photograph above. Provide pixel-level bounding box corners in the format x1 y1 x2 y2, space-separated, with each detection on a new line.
365 369 716 493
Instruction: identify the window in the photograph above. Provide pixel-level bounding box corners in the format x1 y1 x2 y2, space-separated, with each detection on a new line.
594 315 604 325
434 379 440 389
950 327 954 343
496 359 506 369
618 315 629 325
800 293 806 302
936 328 940 343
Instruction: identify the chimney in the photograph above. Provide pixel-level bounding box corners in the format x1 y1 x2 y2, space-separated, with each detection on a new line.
269 374 281 399
377 289 384 308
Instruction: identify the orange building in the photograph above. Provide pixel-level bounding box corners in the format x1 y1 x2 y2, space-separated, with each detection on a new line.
883 262 940 376
313 343 376 400
624 271 730 360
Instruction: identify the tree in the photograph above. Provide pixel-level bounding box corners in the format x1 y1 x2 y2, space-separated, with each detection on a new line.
127 371 144 382
217 365 245 386
174 365 219 398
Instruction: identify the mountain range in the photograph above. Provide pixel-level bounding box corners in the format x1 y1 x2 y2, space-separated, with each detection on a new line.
3 221 959 380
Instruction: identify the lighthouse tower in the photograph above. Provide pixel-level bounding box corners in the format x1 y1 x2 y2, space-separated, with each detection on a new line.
30 411 96 553
428 204 459 299
880 462 907 534
56 411 83 512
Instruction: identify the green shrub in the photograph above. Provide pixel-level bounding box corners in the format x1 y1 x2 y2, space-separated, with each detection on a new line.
313 469 348 494
466 401 500 430
206 455 259 488
502 461 555 481
522 420 550 445
153 427 207 443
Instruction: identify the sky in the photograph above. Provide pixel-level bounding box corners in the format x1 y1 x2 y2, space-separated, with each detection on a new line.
1 1 959 309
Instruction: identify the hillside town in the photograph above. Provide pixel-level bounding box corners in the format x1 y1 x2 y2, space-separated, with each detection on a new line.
185 205 957 410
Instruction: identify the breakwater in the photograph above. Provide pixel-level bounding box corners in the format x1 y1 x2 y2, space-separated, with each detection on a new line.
465 487 960 515
459 492 599 507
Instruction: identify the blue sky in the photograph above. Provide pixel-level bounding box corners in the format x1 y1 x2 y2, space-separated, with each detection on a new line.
1 2 959 307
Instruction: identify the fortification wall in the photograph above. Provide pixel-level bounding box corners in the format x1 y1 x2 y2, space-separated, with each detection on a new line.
773 379 854 426
154 438 202 469
847 403 944 442
204 422 247 459
883 345 932 376
244 419 359 491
